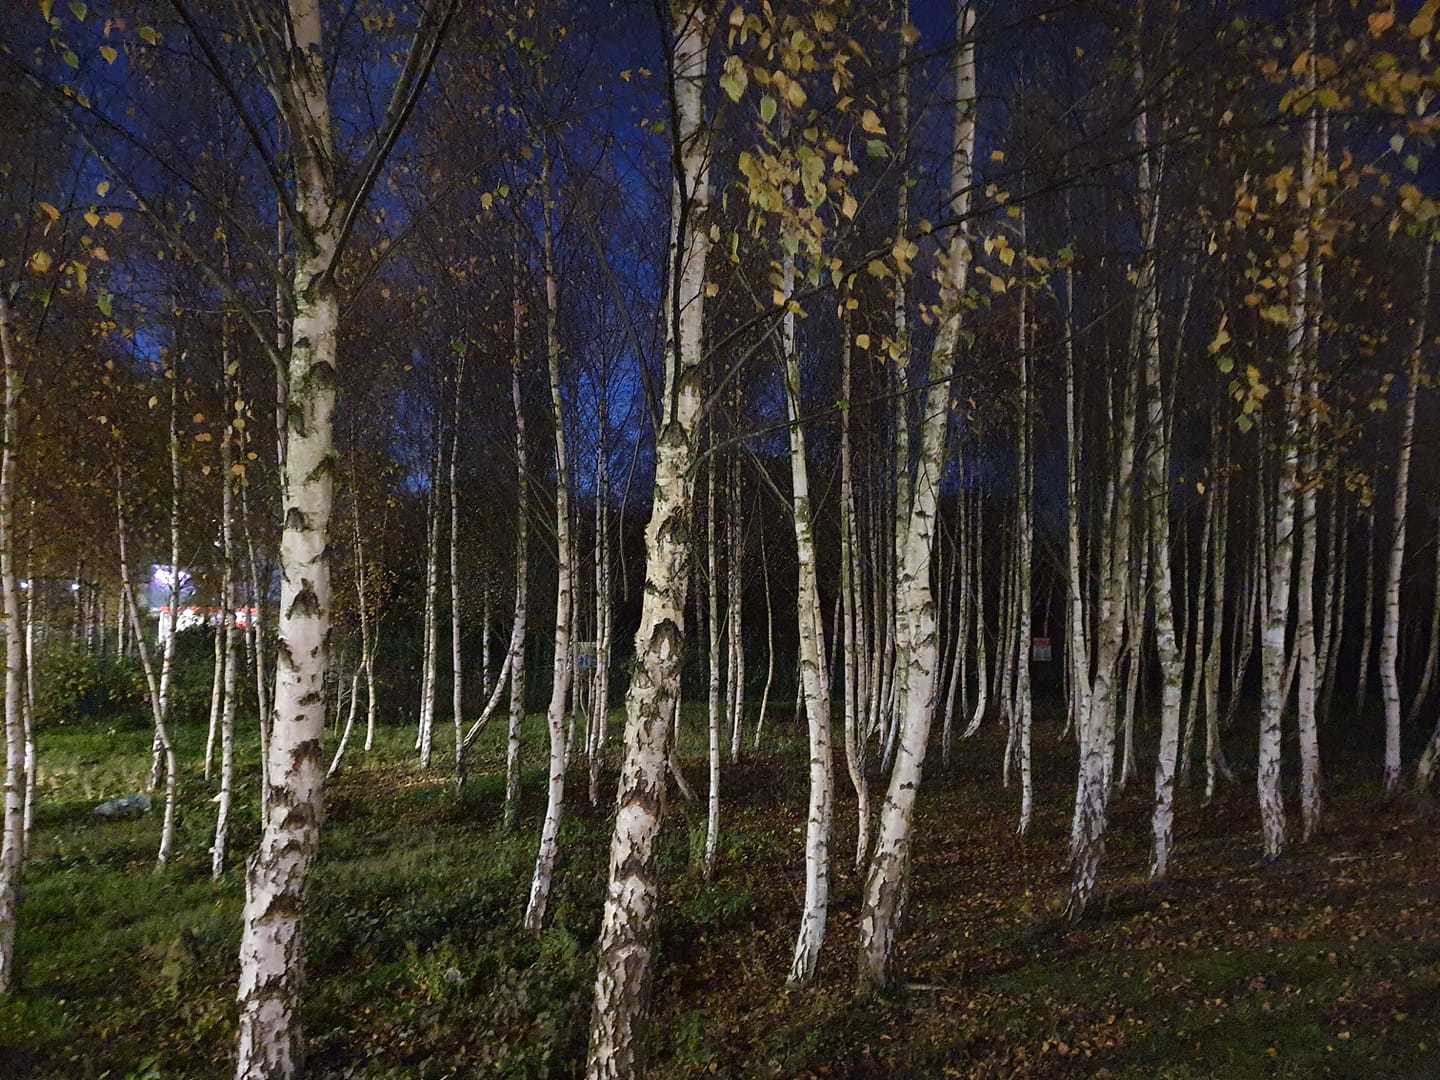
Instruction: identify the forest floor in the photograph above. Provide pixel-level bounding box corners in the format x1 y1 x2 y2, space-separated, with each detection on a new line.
1 697 1437 1079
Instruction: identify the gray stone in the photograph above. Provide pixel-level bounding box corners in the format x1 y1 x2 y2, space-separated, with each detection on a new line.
93 794 152 820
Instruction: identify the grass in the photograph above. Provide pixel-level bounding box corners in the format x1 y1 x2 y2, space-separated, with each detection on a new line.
0 693 1436 1078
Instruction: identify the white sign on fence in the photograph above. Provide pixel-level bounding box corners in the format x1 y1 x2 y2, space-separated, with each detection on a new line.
1032 637 1052 663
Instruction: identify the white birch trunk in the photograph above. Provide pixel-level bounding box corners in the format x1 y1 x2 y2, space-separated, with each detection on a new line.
586 9 710 1069
0 293 26 996
235 3 341 1068
703 438 722 879
856 6 974 989
524 149 574 932
206 577 226 783
1356 500 1377 718
1295 370 1322 840
753 531 775 751
116 477 178 868
213 351 240 881
1014 249 1034 835
1381 244 1431 792
1063 261 1092 751
1131 85 1184 878
502 253 531 832
839 312 870 866
450 354 465 768
418 443 441 766
327 670 362 779
241 476 273 816
784 236 833 986
1406 506 1440 726
963 494 988 739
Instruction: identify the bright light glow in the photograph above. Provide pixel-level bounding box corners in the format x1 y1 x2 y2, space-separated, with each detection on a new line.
151 565 192 591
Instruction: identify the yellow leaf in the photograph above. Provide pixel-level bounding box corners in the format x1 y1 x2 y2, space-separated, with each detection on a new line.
91 246 108 262
99 45 117 64
84 211 100 228
772 288 787 307
704 281 719 297
1260 304 1289 325
138 25 159 45
785 80 807 109
1209 320 1231 355
841 192 857 219
999 246 1015 267
40 0 53 19
855 333 871 350
29 250 52 273
38 201 60 221
990 149 1005 162
1369 9 1395 35
989 273 1007 294
1411 0 1438 37
96 181 110 196
901 24 920 46
860 108 885 135
480 192 494 211
148 395 158 409
103 211 123 229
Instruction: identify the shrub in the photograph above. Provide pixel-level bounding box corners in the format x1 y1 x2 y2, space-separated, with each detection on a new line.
33 646 148 730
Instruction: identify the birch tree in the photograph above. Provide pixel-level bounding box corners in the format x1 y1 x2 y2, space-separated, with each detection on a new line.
524 147 575 932
586 5 711 1072
0 292 25 997
856 2 976 990
232 3 456 1073
1380 243 1431 793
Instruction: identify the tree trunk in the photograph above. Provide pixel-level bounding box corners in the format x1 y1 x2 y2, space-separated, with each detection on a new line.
784 226 833 985
235 3 341 1068
1381 246 1430 791
1132 85 1184 879
585 8 711 1071
754 530 775 751
502 245 531 832
418 441 441 766
116 476 178 868
1295 370 1322 840
327 670 362 779
0 293 26 996
450 353 465 768
856 5 975 990
1405 507 1440 726
524 147 574 932
212 346 240 881
1014 241 1034 836
703 433 722 878
206 570 226 783
839 310 870 866
241 474 272 815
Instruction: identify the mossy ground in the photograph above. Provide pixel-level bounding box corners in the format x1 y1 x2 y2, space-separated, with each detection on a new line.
1 697 1435 1078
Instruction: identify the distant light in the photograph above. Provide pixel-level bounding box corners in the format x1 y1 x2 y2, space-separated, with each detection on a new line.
152 565 192 593
19 580 28 590
71 582 80 592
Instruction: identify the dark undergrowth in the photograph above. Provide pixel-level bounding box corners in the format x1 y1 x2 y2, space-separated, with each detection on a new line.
0 694 1435 1078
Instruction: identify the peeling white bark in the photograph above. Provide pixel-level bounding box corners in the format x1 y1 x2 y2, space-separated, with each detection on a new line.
585 8 711 1072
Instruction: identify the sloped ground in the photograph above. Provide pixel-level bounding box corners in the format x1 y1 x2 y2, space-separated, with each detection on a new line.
1 699 1435 1078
